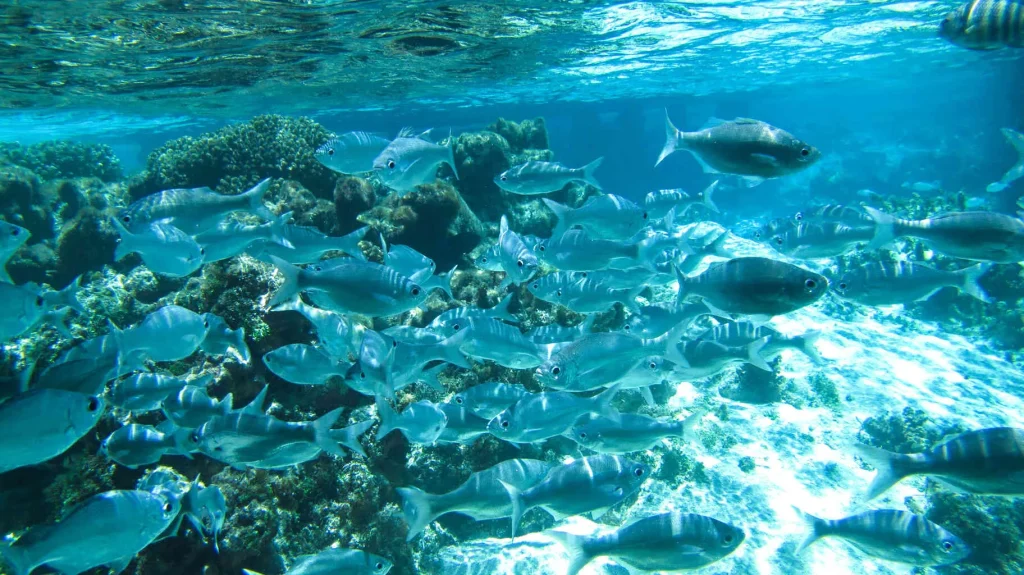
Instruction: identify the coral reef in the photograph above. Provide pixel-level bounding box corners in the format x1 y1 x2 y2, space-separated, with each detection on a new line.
0 140 123 182
927 492 1024 575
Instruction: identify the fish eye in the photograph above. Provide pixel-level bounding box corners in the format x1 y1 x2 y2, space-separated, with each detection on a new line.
360 372 366 379
199 248 205 256
551 366 560 376
838 282 848 290
327 148 335 156
500 175 507 182
190 431 200 443
556 289 562 297
481 256 488 263
452 323 460 331
516 259 524 268
392 339 399 348
795 212 803 221
35 295 44 307
724 534 734 544
642 212 648 220
537 245 545 252
387 159 396 169
162 502 173 513
455 396 464 404
800 147 810 157
753 231 762 239
376 563 384 570
203 320 210 328
500 420 510 429
774 237 783 245
531 283 538 289
942 541 954 552
87 396 100 412
633 466 645 477
579 431 587 439
10 228 18 236
805 279 817 289
649 361 657 369
623 324 630 331
411 286 421 296
122 215 131 223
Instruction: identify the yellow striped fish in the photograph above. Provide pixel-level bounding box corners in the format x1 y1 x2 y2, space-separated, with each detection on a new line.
939 0 1024 49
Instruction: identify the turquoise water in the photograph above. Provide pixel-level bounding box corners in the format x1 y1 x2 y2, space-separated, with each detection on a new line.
1 1 1024 574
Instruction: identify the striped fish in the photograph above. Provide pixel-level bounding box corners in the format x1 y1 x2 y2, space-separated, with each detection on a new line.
939 0 1024 50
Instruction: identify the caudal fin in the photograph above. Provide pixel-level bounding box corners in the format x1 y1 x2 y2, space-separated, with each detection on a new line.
268 211 295 249
329 419 375 458
793 507 828 554
680 406 707 439
852 443 906 500
999 127 1024 186
375 396 399 441
0 543 32 575
240 384 268 415
446 129 460 180
744 337 772 372
438 328 471 368
796 330 824 364
579 157 603 191
397 486 438 541
655 109 682 167
312 407 345 457
547 530 594 575
110 217 137 261
701 180 721 213
863 206 896 250
268 255 302 307
594 382 623 423
338 226 369 260
542 198 572 239
243 178 274 221
957 263 993 303
427 265 457 300
498 479 526 541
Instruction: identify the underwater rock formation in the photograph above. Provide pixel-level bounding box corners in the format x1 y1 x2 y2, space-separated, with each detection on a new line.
0 140 123 182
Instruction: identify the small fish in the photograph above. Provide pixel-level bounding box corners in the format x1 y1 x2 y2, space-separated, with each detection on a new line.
0 220 30 284
902 180 943 193
550 511 745 575
181 479 228 552
676 230 732 275
110 305 210 374
118 178 273 234
0 490 180 575
527 273 641 314
987 128 1024 192
499 454 649 539
667 337 771 379
575 266 663 290
194 408 346 470
488 384 620 444
855 427 1024 499
770 222 873 259
100 423 197 469
397 459 552 540
498 215 539 288
110 372 213 413
865 207 1024 263
194 212 292 263
162 385 235 428
381 235 455 298
676 257 828 319
657 113 820 185
939 0 1024 50
795 508 970 566
543 194 648 241
611 356 683 405
472 243 505 271
263 344 351 386
644 181 720 220
524 315 595 345
458 318 550 369
375 397 447 445
535 332 674 393
32 335 119 395
436 403 491 444
751 217 798 243
494 158 603 195
536 229 680 272
835 261 992 306
111 220 205 278
792 204 874 227
451 382 529 419
314 131 392 174
242 547 392 575
345 330 398 397
373 131 459 195
272 296 368 358
268 256 426 317
0 282 52 341
696 321 822 364
198 313 251 364
0 389 104 473
248 224 368 264
428 292 517 337
624 302 709 339
569 410 702 454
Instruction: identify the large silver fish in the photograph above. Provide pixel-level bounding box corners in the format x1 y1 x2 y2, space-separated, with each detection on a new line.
835 261 992 306
866 207 1024 263
498 215 539 288
769 222 873 259
675 257 827 319
569 410 702 454
272 296 367 358
495 158 602 195
194 408 347 470
450 382 529 419
263 344 351 386
111 305 211 374
268 256 426 317
118 178 273 234
110 372 213 413
535 229 679 272
373 131 459 195
375 397 447 445
487 384 620 444
100 423 196 469
543 194 648 241
248 224 368 264
644 181 720 220
194 212 292 263
111 220 206 278
0 389 104 473
314 131 392 174
458 318 550 369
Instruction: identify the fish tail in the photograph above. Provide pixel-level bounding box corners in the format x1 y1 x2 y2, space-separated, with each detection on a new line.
547 530 593 575
170 426 197 459
244 178 275 221
446 128 460 180
269 211 294 249
955 262 993 303
672 263 689 308
663 306 691 369
863 206 896 250
434 265 457 299
110 217 136 261
59 276 88 314
439 328 471 368
374 395 399 440
498 479 525 541
796 330 824 364
701 180 721 213
852 443 908 500
340 226 369 260
680 406 707 439
1000 127 1024 185
579 156 603 190
396 486 437 541
267 256 302 307
416 364 447 392
595 382 623 423
241 384 269 415
541 198 571 239
312 407 346 457
328 419 374 457
0 543 31 575
656 109 683 167
708 230 732 258
745 337 772 372
793 506 828 554
492 291 518 323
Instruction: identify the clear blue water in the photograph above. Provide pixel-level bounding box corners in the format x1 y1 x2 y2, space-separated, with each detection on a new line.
1 1 1024 574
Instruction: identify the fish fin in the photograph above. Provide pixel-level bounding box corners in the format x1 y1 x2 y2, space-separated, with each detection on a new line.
498 275 512 291
709 231 732 258
797 330 824 364
852 443 906 500
702 300 732 320
267 255 302 307
702 117 728 128
639 386 655 407
701 180 721 213
107 555 134 575
541 198 571 239
374 396 399 441
656 109 683 167
663 317 691 368
681 406 707 439
18 359 34 393
547 530 592 575
379 232 389 261
987 182 1009 193
58 277 87 314
738 175 765 188
110 217 135 261
957 263 993 303
579 157 603 190
745 337 772 372
446 129 460 180
244 178 275 221
498 479 525 541
999 128 1024 185
590 505 612 520
793 507 827 554
416 364 447 392
268 212 294 249
689 150 721 175
313 407 346 457
170 427 196 458
595 382 622 422
863 206 896 250
0 266 10 284
0 541 32 575
432 265 458 300
439 328 470 368
580 313 597 334
672 263 688 308
44 308 73 338
339 226 368 260
750 153 781 167
330 419 374 457
241 385 269 415
397 486 437 541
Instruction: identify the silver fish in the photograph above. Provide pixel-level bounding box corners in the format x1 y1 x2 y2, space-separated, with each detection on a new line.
33 334 119 395
199 313 251 364
457 317 549 369
770 222 873 259
0 220 30 284
382 236 455 299
472 243 505 272
428 292 517 337
487 384 620 444
111 220 205 278
550 511 745 575
527 272 641 314
667 338 771 379
644 181 720 220
569 411 701 454
987 128 1024 192
0 490 180 575
792 204 875 227
100 423 196 469
397 458 552 540
263 344 351 386
451 382 529 419
111 305 210 374
194 212 292 263
494 158 602 195
524 315 595 345
248 224 368 264
436 403 490 444
110 372 213 413
181 478 228 552
0 282 51 341
375 397 447 445
314 131 391 174
834 261 992 306
0 389 104 473
675 257 827 319
695 321 822 364
624 302 709 339
500 454 649 539
535 229 678 272
535 332 674 393
498 215 539 288
242 547 392 575
194 407 346 470
272 296 368 358
118 178 273 234
543 194 648 241
795 508 970 566
865 207 1024 263
268 256 425 317
162 385 234 428
676 230 732 275
373 132 459 195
